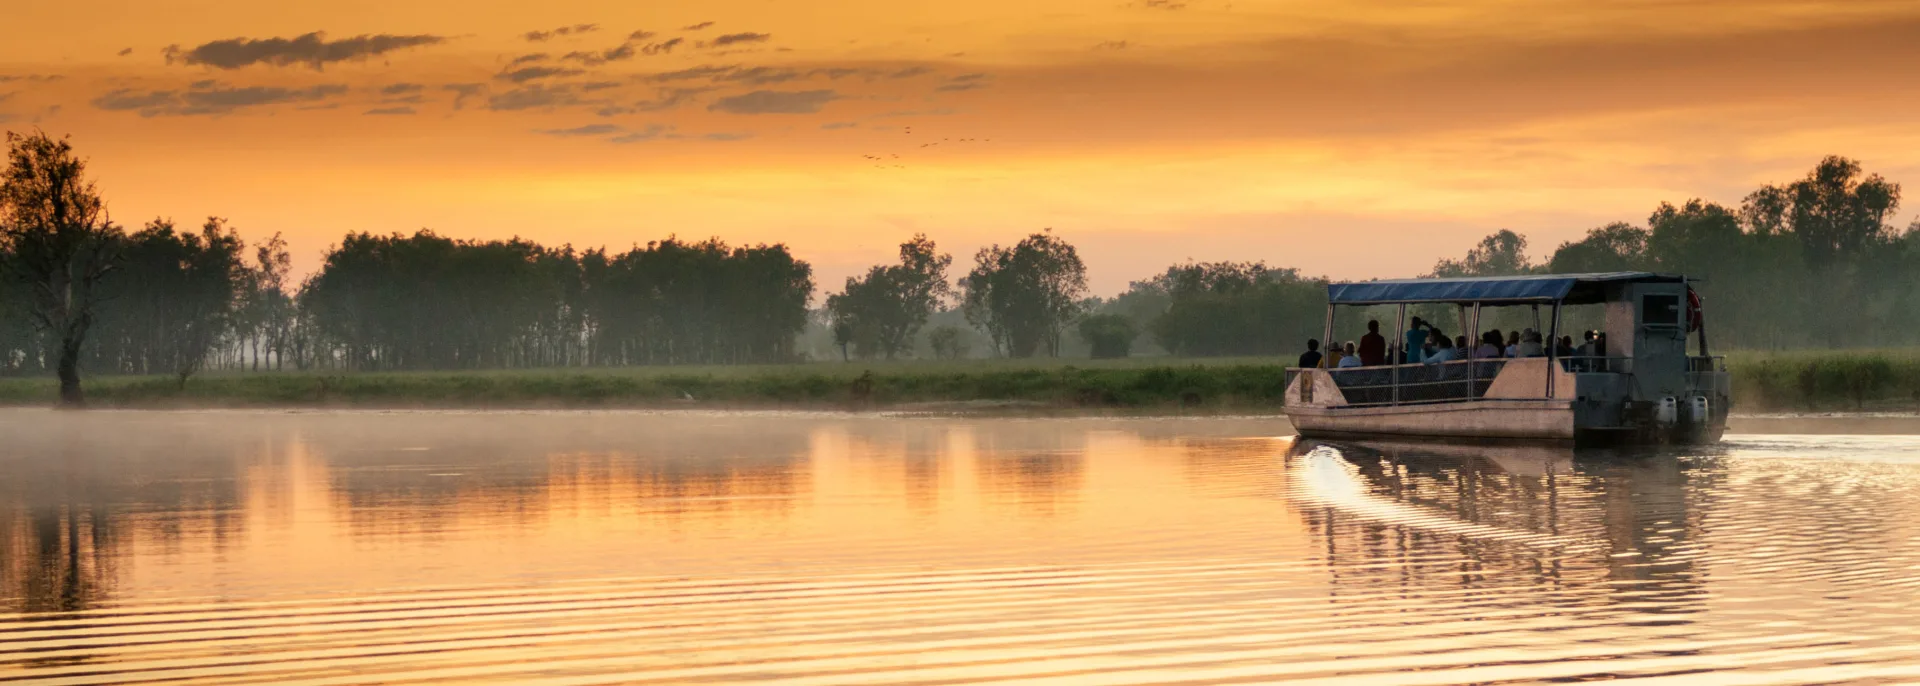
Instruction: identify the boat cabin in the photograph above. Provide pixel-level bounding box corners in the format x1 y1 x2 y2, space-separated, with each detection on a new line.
1284 272 1729 444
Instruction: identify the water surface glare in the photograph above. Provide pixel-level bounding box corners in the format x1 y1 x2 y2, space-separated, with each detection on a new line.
3 410 1920 683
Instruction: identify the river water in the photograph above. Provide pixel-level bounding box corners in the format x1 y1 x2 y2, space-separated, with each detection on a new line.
3 409 1919 684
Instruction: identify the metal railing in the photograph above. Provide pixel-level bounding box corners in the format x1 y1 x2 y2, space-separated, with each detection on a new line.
1322 359 1507 407
1689 355 1727 373
1556 355 1633 374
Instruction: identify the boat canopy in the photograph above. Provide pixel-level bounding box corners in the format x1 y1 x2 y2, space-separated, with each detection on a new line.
1327 272 1684 306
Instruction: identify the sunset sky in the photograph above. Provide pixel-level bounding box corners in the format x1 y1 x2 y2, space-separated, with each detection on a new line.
5 0 1920 295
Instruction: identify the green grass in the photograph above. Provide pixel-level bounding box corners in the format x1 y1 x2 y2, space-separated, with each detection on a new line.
0 356 1298 411
1727 349 1920 412
5 351 1917 412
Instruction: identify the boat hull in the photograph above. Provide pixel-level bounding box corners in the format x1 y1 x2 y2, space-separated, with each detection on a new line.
1289 400 1576 442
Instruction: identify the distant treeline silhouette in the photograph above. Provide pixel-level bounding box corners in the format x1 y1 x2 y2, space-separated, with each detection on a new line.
3 131 1920 404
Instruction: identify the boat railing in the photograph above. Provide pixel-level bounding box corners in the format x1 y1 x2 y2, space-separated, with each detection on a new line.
1319 359 1508 407
1556 355 1634 374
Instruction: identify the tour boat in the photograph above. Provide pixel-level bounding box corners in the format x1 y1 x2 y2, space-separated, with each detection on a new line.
1284 272 1729 445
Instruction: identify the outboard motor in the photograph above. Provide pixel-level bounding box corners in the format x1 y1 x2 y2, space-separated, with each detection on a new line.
1688 396 1711 425
1655 397 1679 428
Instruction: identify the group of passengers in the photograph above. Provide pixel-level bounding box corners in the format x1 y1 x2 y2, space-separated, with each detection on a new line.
1299 318 1604 369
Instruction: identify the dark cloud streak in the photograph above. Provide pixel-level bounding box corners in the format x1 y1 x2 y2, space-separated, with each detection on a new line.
167 31 447 70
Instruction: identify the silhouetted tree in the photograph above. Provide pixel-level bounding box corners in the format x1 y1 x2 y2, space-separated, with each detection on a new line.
826 234 952 359
1146 262 1324 357
1077 313 1136 359
0 132 124 405
960 231 1087 357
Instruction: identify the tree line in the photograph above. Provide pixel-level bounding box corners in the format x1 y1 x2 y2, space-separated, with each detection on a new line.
6 131 1920 405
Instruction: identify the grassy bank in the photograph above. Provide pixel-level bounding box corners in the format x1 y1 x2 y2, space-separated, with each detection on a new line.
2 351 1915 411
1728 349 1920 412
0 357 1298 411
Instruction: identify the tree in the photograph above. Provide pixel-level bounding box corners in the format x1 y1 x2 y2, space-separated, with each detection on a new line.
1432 229 1532 277
960 231 1088 357
927 325 969 360
825 234 952 359
1145 262 1324 357
0 132 123 406
1546 222 1650 273
99 218 247 385
1077 313 1136 359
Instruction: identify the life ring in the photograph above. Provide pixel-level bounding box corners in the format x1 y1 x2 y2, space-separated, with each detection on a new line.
1686 287 1703 333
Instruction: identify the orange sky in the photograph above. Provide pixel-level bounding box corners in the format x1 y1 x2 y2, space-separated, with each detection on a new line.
4 0 1920 294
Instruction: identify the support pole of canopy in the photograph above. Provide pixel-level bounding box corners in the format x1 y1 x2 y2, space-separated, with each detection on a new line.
1547 299 1563 399
1468 302 1482 399
1393 303 1406 406
1322 302 1335 363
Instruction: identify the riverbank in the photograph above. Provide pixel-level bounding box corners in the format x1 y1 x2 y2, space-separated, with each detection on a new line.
2 351 1915 411
0 358 1297 411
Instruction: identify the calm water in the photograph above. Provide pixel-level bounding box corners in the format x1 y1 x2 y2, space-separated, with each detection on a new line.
4 410 1920 684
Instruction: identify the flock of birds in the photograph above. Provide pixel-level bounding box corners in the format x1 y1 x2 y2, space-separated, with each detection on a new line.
859 126 992 169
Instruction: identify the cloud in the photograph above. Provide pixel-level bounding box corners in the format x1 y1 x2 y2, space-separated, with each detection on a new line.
821 121 858 129
1093 41 1130 50
703 132 752 141
708 32 771 47
562 43 636 65
487 83 581 110
719 66 800 85
507 53 549 67
707 89 837 114
364 106 415 115
1138 0 1186 8
650 65 739 82
117 48 133 57
497 66 586 83
935 73 989 92
524 24 599 42
682 22 715 31
93 89 180 112
597 86 711 115
612 124 676 143
537 123 624 137
581 81 623 91
166 32 447 70
888 66 933 78
642 38 684 55
628 30 656 41
443 83 484 109
93 83 348 116
380 83 423 95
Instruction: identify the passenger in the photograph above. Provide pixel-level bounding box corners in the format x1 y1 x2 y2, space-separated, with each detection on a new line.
1425 335 1458 364
1556 335 1576 358
1517 330 1544 357
1404 318 1429 364
1505 330 1521 358
1474 331 1502 359
1298 339 1323 369
1338 342 1363 368
1323 340 1346 368
1423 327 1446 360
1358 320 1388 366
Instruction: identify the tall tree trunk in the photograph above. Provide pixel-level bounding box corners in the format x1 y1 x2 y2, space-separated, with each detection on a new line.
56 334 84 407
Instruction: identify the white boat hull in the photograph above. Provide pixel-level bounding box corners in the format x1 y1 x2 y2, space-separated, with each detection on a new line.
1288 399 1575 442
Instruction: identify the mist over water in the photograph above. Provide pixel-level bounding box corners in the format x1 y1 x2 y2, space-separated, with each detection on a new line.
3 410 1920 683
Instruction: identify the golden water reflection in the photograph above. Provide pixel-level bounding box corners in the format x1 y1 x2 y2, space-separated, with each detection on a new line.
4 410 1920 683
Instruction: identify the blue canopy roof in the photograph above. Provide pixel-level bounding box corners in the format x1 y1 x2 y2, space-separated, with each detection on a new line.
1327 272 1681 305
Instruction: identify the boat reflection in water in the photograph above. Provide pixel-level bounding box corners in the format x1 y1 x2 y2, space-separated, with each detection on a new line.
1286 438 1716 636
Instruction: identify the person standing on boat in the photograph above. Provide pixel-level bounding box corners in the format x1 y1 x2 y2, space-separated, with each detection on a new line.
1298 339 1323 369
1358 320 1388 366
1404 318 1429 364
